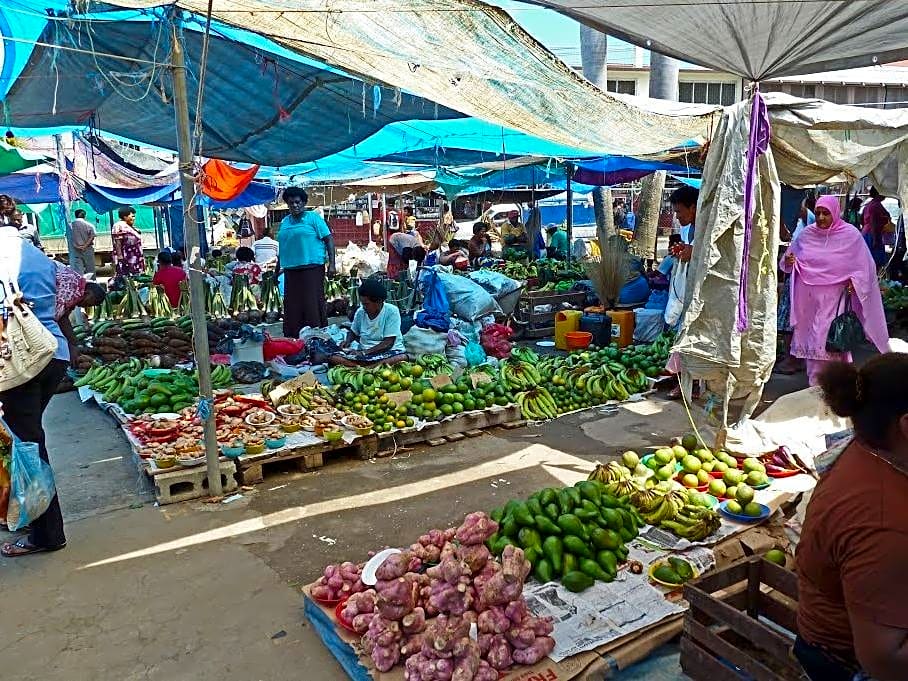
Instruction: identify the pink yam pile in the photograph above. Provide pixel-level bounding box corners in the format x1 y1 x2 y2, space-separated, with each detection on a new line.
321 511 555 680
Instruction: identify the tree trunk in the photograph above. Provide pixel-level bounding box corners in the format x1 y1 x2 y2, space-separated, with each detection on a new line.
632 52 680 259
580 27 615 243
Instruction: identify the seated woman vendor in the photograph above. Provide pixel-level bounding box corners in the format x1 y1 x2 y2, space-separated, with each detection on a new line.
330 279 407 367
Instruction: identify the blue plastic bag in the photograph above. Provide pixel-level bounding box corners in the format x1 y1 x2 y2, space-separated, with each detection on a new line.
416 270 451 332
464 341 487 367
6 424 55 531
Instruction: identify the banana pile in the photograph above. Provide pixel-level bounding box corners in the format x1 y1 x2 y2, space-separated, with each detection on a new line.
515 387 558 420
261 380 335 408
500 359 542 390
194 364 234 389
147 285 175 318
660 504 722 541
588 462 722 541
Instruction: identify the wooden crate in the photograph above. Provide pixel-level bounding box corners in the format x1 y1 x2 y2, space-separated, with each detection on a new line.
516 291 586 338
681 556 803 681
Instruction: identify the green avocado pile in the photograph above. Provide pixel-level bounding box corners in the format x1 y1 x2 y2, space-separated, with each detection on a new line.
486 480 644 592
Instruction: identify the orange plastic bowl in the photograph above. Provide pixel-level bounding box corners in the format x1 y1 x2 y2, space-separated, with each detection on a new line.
565 331 593 350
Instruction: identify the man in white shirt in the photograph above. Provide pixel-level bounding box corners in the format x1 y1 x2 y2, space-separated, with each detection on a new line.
69 208 96 277
253 227 279 265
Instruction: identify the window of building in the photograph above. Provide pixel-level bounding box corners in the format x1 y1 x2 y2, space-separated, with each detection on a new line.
679 81 737 105
883 86 908 109
823 85 850 105
606 79 637 95
787 83 816 99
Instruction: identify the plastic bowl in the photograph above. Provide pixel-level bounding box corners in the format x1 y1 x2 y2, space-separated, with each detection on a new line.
281 422 301 433
565 331 593 350
154 455 177 469
648 559 699 588
265 437 287 449
245 442 265 455
323 429 343 442
221 444 246 458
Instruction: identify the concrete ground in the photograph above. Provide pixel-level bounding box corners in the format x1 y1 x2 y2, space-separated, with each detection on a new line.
1 387 714 681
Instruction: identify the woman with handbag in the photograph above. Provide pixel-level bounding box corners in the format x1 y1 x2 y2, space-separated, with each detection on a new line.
0 225 70 556
781 195 889 386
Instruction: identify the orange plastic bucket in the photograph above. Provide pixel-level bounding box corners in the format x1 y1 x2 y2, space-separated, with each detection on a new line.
565 331 593 350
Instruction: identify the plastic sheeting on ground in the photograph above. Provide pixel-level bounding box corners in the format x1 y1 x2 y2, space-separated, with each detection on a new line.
2 18 462 165
522 0 908 80
105 0 719 158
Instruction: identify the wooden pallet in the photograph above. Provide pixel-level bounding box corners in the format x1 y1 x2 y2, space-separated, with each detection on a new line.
375 405 523 450
235 436 379 485
681 556 803 681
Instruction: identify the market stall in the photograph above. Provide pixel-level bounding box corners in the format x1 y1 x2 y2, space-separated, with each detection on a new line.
299 434 814 681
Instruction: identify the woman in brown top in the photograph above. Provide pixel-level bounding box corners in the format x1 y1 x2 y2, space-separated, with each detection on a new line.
797 354 908 680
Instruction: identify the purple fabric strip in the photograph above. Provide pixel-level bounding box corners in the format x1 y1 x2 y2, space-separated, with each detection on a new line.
737 90 771 332
572 168 652 186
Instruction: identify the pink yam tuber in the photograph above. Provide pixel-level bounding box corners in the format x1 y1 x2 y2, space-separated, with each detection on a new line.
310 583 335 600
401 633 426 657
456 544 491 575
376 576 418 620
504 598 528 624
342 590 376 620
401 607 427 635
485 634 513 670
404 653 454 681
411 542 442 564
510 636 555 665
451 638 481 681
352 612 375 634
477 606 510 635
455 512 499 546
423 615 471 658
473 660 499 681
428 580 474 617
506 624 537 650
375 552 413 581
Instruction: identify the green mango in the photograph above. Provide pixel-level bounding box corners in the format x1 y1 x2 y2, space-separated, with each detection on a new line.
518 527 542 549
615 545 629 561
576 480 602 505
534 515 561 536
600 508 624 531
556 514 586 539
564 486 582 509
596 550 618 576
669 557 694 581
599 493 621 509
580 558 613 582
591 528 621 551
561 571 594 593
524 545 542 566
500 515 519 538
534 558 554 584
513 503 536 528
562 535 592 559
544 503 560 521
573 508 599 523
562 553 578 577
542 536 564 574
526 497 543 518
489 507 504 523
539 488 557 507
653 565 683 585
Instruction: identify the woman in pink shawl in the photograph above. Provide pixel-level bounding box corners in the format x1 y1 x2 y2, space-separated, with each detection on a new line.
781 195 889 386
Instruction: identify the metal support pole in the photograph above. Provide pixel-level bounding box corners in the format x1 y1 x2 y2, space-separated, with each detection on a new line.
170 13 222 496
565 163 574 263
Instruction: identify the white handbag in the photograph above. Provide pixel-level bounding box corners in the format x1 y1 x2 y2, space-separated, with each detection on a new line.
0 279 57 392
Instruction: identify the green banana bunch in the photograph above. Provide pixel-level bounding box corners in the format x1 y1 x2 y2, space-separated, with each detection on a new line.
515 387 558 420
661 504 721 540
147 285 175 319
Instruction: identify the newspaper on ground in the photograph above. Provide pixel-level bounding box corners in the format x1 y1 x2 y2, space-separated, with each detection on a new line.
523 570 685 662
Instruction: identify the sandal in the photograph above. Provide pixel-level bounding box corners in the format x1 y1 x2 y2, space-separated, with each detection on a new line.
1 537 66 557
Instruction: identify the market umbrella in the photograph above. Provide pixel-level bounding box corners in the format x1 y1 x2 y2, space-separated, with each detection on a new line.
0 140 45 176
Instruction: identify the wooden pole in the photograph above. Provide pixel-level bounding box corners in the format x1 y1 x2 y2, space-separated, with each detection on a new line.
170 12 222 496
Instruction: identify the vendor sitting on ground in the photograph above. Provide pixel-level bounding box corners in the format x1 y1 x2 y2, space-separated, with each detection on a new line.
468 222 492 268
618 255 651 306
330 278 407 367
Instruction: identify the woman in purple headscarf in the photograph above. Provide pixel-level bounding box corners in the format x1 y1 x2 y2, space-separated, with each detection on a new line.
780 195 889 386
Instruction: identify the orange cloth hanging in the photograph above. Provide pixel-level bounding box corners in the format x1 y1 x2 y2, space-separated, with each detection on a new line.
200 159 260 201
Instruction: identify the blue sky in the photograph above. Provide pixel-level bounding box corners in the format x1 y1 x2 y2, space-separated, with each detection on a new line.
489 1 643 67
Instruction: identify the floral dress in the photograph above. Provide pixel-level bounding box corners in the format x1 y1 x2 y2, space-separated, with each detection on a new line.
112 222 144 276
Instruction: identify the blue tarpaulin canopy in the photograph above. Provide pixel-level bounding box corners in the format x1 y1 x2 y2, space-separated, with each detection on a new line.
2 15 462 164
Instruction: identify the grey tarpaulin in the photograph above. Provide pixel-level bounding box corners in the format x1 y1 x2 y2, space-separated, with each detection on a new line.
102 0 720 157
520 0 908 81
2 19 462 165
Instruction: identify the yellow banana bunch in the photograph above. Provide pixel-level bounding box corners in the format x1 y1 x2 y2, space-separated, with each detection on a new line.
516 387 558 420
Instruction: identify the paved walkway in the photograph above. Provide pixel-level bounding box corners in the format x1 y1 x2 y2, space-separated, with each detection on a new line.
1 390 714 681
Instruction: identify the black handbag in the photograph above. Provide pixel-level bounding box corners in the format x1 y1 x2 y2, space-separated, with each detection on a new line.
825 289 865 353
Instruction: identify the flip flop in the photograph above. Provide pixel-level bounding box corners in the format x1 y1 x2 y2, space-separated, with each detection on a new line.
1 537 66 557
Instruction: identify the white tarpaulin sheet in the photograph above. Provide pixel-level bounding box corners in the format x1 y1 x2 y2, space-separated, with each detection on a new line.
522 0 908 80
675 93 908 424
107 0 719 157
